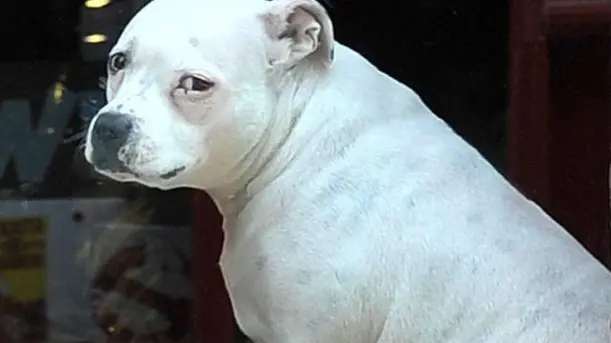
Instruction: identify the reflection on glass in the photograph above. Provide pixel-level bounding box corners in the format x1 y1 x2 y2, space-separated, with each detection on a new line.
0 1 197 342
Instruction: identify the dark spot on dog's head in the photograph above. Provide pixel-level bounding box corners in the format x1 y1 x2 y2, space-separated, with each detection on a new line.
188 37 199 47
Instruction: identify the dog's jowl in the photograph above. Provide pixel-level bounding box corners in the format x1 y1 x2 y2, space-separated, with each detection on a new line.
84 0 611 342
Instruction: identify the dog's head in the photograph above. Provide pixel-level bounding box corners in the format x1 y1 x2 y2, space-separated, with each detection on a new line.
85 0 334 190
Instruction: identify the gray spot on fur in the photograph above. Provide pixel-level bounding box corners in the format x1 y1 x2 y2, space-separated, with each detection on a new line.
255 255 268 270
466 212 483 223
296 269 311 285
495 238 514 253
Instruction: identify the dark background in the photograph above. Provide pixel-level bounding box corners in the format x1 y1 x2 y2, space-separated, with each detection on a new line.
0 0 508 194
331 1 508 169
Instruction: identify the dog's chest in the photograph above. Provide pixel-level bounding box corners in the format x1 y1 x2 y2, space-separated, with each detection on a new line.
218 213 382 342
221 247 338 342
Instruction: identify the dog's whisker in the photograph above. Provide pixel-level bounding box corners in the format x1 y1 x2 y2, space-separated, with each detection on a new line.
64 130 87 144
98 76 107 90
80 91 106 123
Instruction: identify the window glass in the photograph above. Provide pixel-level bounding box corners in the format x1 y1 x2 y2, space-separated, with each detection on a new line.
1 1 197 342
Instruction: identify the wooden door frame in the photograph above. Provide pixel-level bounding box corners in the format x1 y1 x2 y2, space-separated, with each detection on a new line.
192 192 235 343
509 0 611 265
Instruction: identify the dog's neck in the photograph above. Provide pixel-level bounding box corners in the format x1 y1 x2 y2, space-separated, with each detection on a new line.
207 62 332 217
205 43 420 220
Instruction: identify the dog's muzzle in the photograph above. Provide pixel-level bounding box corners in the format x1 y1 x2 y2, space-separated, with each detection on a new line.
89 112 134 173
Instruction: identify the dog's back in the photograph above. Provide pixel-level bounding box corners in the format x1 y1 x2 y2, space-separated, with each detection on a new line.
223 43 611 343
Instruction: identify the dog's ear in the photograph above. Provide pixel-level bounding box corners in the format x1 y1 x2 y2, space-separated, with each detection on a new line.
261 0 334 68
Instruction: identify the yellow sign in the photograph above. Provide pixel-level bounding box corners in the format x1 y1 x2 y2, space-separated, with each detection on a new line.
0 216 47 303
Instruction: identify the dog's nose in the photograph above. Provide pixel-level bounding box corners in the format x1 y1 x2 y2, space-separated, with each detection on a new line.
92 112 133 147
89 112 133 170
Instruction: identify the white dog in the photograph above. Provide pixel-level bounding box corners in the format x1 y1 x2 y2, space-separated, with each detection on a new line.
84 0 611 341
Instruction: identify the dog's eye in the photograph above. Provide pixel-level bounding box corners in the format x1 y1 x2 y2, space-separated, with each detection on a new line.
107 52 128 74
177 75 214 92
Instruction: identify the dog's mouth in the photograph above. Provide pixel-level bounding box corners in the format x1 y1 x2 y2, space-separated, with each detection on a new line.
100 165 186 181
95 164 186 183
90 154 130 176
87 126 187 182
95 167 136 181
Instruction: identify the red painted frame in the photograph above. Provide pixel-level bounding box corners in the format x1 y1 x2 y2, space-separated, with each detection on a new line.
192 192 235 343
546 0 611 25
509 0 611 264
